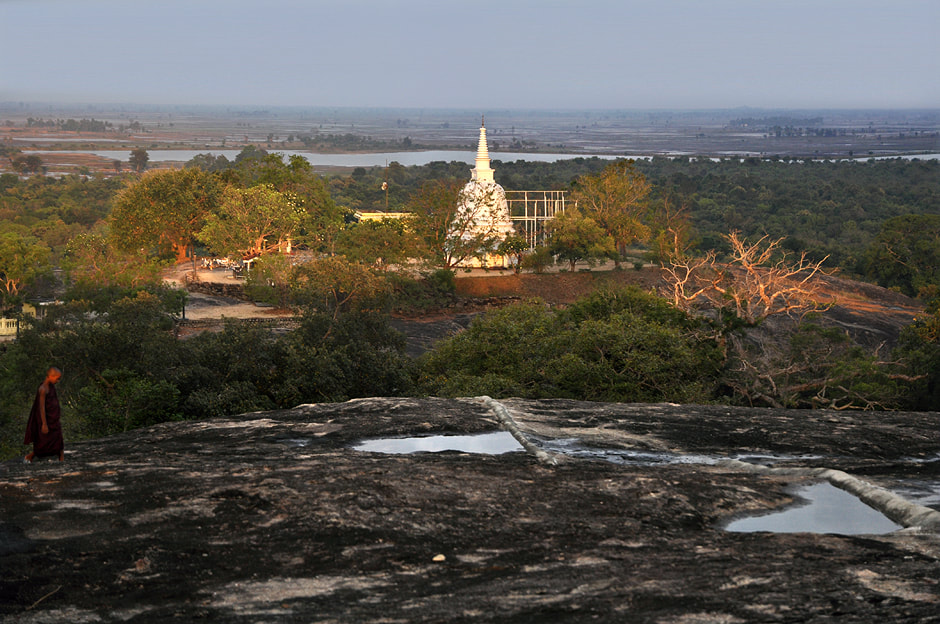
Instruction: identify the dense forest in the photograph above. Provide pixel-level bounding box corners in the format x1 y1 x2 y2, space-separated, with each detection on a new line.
1 150 938 460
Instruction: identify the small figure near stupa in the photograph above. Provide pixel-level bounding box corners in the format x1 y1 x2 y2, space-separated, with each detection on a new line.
451 117 515 267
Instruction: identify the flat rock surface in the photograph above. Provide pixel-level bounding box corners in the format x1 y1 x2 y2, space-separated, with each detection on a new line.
2 398 939 623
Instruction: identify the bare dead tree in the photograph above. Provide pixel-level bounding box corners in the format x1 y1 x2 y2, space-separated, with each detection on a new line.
655 230 914 408
659 230 831 326
650 196 693 262
660 247 718 312
655 202 718 312
712 231 831 325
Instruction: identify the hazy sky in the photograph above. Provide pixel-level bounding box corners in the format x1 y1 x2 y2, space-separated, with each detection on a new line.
2 0 937 110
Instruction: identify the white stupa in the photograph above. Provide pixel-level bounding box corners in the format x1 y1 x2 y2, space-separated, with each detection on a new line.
451 118 515 266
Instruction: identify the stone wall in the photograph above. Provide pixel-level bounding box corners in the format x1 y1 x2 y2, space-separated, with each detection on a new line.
185 279 250 301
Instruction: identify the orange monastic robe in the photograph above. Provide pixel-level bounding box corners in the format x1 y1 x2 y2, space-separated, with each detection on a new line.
24 383 63 458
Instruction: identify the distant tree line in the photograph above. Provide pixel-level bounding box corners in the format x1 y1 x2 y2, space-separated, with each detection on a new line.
295 133 422 152
25 118 114 132
729 116 824 128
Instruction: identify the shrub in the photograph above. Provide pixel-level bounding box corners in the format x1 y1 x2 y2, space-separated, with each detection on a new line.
386 269 457 313
418 289 722 403
521 246 553 274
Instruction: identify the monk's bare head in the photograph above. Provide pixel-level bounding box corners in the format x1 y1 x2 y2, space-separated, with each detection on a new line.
46 367 62 384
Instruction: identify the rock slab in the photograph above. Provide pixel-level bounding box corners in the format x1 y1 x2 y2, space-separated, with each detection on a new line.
2 398 939 622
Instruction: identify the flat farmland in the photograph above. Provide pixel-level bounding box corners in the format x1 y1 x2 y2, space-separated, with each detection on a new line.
2 105 938 176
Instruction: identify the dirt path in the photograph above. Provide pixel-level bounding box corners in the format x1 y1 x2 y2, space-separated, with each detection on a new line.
164 264 294 322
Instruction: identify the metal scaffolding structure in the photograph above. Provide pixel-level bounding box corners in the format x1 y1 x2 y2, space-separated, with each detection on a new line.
506 190 567 249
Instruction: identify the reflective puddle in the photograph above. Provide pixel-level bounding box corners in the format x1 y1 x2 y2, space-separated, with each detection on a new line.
724 482 903 535
354 431 523 455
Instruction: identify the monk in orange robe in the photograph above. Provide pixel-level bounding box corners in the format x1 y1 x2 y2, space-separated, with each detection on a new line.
24 367 64 462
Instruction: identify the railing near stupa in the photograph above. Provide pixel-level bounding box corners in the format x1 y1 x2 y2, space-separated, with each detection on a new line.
506 190 566 249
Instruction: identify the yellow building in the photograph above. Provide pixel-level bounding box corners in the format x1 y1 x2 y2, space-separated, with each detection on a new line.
355 211 410 222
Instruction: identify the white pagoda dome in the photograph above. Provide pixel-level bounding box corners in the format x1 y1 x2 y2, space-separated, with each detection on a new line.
453 119 515 251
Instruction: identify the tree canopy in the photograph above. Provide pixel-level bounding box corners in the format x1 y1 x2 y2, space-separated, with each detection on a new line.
110 168 221 263
405 179 485 269
418 287 723 403
570 159 651 265
199 184 299 259
864 214 940 298
545 207 615 271
128 148 149 173
0 231 51 308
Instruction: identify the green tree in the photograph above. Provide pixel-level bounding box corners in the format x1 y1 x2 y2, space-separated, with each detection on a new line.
864 214 940 298
336 218 416 269
10 154 43 174
0 289 184 450
279 308 414 403
404 181 447 260
199 184 299 259
74 368 181 437
418 300 554 398
244 253 294 308
497 235 529 274
174 320 286 419
291 256 388 322
893 303 940 410
63 232 166 289
570 160 651 266
545 207 615 271
418 288 722 403
128 148 149 173
186 152 231 172
407 180 511 269
520 245 553 274
219 150 347 254
0 231 52 308
110 168 221 265
291 178 348 255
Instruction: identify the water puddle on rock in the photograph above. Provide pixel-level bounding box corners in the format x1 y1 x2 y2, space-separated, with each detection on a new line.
353 433 924 534
354 431 523 455
724 482 903 535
